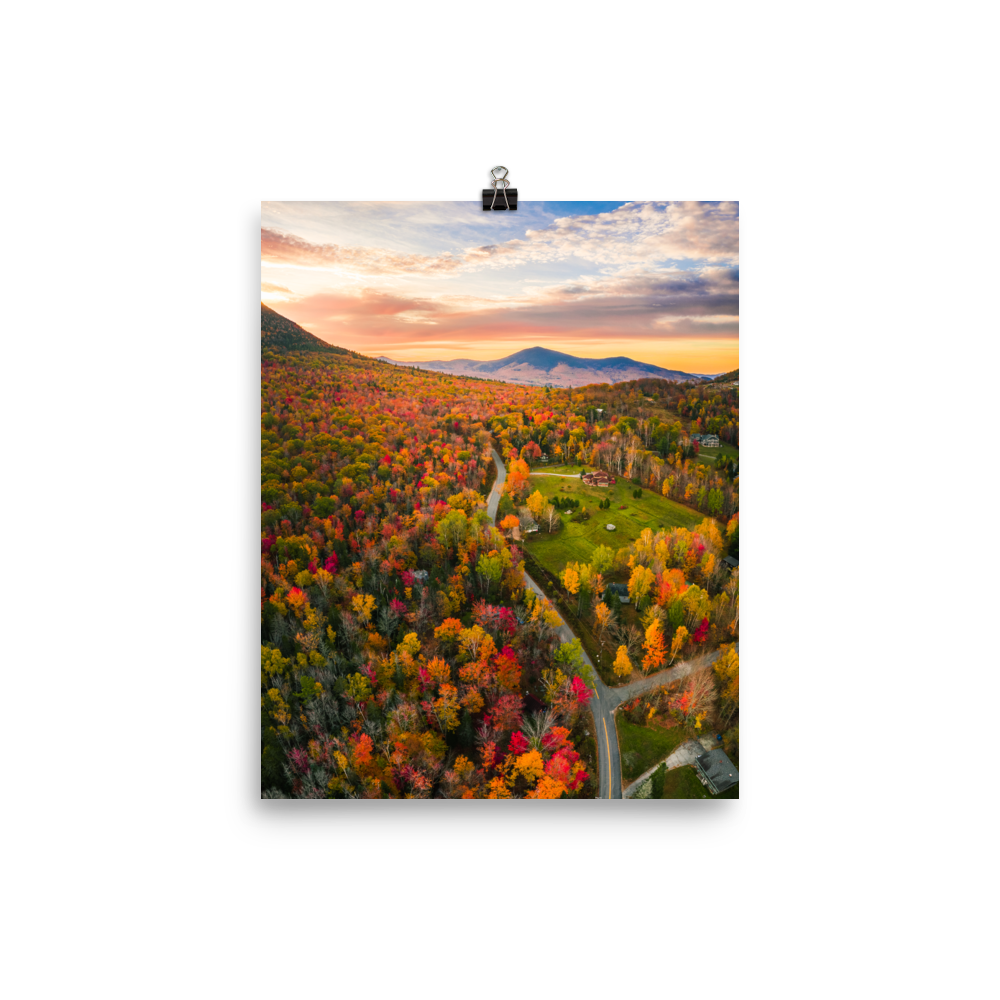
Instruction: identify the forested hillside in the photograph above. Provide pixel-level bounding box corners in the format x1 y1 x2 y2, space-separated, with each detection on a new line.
260 313 739 798
261 303 359 355
261 349 597 798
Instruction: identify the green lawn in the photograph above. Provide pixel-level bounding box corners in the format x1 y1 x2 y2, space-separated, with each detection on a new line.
616 717 691 783
524 473 703 579
691 444 739 473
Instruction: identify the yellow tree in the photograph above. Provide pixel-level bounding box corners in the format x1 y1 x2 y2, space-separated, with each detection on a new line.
351 593 376 623
613 645 632 678
457 624 485 660
628 564 655 609
561 565 580 603
593 602 613 641
669 625 689 664
713 644 739 726
697 517 724 551
701 552 716 580
427 684 461 732
526 489 547 523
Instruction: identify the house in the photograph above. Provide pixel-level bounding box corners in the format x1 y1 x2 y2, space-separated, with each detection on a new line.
722 556 738 570
581 470 612 487
604 582 630 604
410 569 429 582
539 454 549 463
693 749 739 794
691 433 721 448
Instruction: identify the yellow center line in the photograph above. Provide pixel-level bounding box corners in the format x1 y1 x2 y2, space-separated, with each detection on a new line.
602 717 612 799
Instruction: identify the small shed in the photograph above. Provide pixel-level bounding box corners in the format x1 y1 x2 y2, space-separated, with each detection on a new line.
722 556 738 570
693 749 739 794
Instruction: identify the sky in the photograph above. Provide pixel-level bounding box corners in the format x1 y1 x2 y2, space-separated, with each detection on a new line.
260 201 739 374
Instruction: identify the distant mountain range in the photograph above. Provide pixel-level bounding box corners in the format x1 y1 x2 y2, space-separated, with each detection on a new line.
261 304 358 356
375 346 715 387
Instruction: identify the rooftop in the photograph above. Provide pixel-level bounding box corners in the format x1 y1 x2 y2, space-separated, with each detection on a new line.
694 749 739 793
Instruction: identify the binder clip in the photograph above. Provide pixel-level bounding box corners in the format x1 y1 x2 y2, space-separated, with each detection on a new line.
482 166 517 211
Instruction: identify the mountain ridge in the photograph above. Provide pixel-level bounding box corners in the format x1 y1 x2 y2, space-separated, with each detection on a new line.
374 346 713 387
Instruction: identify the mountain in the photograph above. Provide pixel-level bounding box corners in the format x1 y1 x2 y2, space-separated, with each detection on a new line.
374 345 712 387
261 304 356 355
711 368 739 383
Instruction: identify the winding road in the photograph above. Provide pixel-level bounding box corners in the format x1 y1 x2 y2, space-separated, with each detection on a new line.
486 447 724 799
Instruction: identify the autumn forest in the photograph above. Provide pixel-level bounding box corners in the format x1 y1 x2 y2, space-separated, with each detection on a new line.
261 308 739 799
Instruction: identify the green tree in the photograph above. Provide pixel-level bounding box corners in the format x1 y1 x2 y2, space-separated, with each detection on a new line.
650 763 667 798
434 508 468 555
476 551 503 594
554 638 593 686
590 544 615 575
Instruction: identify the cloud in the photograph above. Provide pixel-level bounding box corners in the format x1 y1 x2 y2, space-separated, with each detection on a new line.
261 201 739 280
261 228 465 276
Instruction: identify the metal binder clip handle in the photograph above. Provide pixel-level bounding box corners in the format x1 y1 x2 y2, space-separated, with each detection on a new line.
491 166 510 211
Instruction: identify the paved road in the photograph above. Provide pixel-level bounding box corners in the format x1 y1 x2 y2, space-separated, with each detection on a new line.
485 447 733 799
486 449 506 521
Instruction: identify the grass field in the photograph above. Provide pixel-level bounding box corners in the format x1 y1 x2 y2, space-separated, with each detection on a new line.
523 470 703 579
695 443 739 462
616 717 691 784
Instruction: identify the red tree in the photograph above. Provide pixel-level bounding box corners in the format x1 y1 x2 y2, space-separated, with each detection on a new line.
692 617 710 643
